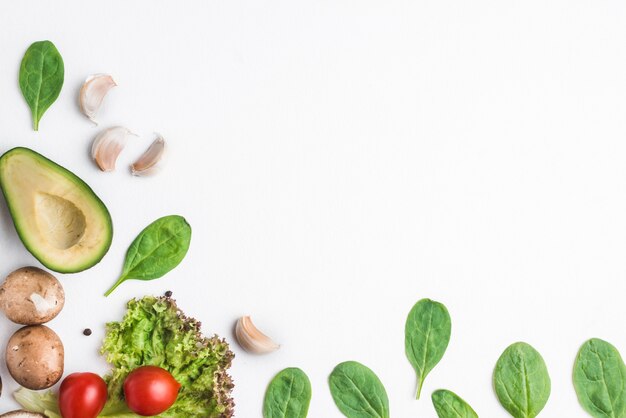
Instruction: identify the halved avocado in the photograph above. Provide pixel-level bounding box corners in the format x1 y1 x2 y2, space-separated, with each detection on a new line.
0 147 112 273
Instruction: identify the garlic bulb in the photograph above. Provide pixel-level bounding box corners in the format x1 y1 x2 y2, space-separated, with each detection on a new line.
131 134 167 176
235 316 280 354
79 74 117 124
91 126 134 172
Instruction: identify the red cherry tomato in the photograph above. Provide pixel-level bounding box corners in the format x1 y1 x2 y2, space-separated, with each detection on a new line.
123 366 181 416
59 372 108 418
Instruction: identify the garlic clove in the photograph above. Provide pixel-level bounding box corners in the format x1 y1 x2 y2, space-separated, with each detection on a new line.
91 126 135 172
79 74 117 124
235 316 280 354
131 134 167 176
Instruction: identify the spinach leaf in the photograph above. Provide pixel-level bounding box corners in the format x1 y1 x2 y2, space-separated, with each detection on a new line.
263 368 311 418
329 361 390 418
104 215 192 296
19 40 64 131
493 342 551 418
573 338 626 418
405 298 451 398
432 389 479 418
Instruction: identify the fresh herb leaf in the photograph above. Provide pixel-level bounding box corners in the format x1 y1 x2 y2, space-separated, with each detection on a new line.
405 298 451 398
19 40 64 131
328 361 390 418
263 368 312 418
432 389 478 418
493 342 551 418
573 338 626 418
104 215 191 296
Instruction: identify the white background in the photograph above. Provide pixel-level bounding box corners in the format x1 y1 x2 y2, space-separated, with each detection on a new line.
0 1 625 416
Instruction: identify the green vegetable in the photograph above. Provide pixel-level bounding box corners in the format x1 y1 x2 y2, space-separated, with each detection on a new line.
328 361 390 418
573 338 626 418
104 215 191 296
0 147 113 273
16 295 235 418
14 388 61 418
263 368 312 418
432 389 478 418
19 40 64 131
493 342 551 418
405 298 451 398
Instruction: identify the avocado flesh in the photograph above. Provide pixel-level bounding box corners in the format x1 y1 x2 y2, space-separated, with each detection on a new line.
0 147 112 273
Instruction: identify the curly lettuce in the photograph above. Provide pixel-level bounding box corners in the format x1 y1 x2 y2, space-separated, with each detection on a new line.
16 295 235 418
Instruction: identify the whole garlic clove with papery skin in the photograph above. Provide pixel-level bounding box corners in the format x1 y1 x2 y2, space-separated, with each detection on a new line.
91 126 135 172
79 74 117 124
235 316 280 354
131 134 167 176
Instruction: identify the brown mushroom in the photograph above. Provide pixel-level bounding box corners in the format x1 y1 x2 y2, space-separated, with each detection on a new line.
0 267 65 325
6 325 64 390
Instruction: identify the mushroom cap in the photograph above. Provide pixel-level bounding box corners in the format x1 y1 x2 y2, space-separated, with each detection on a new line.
0 267 65 325
0 412 47 417
6 325 64 390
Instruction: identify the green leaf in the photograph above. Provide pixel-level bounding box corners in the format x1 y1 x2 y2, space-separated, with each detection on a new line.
101 296 234 417
19 40 64 131
432 389 479 418
263 368 312 418
104 215 191 296
573 338 626 418
493 342 551 418
328 361 390 418
14 387 62 418
405 298 452 398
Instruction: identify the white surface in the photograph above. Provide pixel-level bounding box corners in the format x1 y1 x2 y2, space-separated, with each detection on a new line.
0 1 625 416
